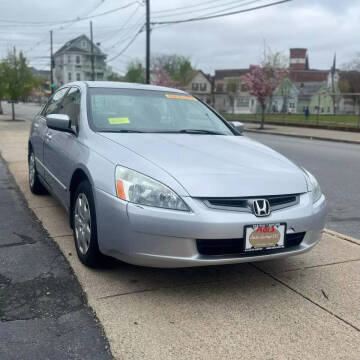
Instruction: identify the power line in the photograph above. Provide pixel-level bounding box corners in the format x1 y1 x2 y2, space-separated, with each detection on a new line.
152 0 229 14
152 0 260 19
107 25 145 62
101 3 143 48
0 1 139 25
21 1 133 55
151 0 293 25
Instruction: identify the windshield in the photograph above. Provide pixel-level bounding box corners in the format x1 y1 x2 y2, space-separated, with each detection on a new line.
88 88 233 135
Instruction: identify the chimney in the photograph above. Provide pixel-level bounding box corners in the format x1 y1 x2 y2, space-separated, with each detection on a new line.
289 48 309 70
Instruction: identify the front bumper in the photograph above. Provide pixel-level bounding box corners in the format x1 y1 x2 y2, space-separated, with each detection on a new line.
95 189 327 268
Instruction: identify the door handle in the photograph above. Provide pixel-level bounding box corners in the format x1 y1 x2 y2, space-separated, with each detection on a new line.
34 123 39 128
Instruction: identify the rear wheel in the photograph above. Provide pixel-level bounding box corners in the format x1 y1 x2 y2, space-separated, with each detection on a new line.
73 180 102 267
28 149 47 194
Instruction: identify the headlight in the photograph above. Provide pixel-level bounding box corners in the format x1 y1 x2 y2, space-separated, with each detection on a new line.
303 169 322 203
115 165 190 211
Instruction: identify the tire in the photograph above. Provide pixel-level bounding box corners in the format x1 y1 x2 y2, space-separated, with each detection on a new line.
72 180 102 267
28 149 47 195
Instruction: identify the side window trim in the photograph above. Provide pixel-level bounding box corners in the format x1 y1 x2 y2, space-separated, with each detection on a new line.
42 87 69 117
58 86 81 134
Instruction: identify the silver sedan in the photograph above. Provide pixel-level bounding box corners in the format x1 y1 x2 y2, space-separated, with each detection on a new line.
28 81 327 268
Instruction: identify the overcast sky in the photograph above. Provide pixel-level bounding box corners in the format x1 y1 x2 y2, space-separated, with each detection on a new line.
0 0 358 74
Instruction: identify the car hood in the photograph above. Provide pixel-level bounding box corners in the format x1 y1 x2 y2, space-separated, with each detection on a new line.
101 133 308 197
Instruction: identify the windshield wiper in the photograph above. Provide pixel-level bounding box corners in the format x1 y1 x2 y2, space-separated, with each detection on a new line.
100 129 144 133
178 129 226 135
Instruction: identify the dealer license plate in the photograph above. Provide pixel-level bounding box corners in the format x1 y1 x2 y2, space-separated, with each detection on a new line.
244 224 286 252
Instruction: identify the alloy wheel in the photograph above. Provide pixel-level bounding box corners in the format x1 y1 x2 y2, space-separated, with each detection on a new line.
74 193 92 255
29 153 36 188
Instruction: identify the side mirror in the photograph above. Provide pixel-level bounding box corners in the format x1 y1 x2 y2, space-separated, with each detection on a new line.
231 121 244 134
46 114 72 133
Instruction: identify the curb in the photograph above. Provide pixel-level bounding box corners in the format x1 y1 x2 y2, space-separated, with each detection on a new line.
244 129 360 145
324 229 360 246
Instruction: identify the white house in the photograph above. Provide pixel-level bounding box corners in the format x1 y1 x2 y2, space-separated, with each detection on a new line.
53 34 107 87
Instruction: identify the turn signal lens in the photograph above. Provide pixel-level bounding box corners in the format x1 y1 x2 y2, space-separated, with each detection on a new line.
116 180 126 200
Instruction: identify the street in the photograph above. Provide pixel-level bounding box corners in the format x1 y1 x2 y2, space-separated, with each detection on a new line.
248 133 360 239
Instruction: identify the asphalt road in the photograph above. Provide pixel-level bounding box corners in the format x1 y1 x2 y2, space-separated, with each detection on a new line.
247 132 360 239
0 158 112 359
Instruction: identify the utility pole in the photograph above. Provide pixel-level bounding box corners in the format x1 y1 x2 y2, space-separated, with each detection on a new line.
50 30 54 94
145 0 150 84
90 21 95 81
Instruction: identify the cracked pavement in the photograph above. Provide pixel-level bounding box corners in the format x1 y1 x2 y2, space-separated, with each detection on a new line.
0 158 112 360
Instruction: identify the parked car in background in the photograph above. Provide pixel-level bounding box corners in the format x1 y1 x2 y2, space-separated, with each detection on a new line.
28 81 327 268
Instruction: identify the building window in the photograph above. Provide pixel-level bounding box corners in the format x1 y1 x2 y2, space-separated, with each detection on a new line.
289 102 295 109
76 56 81 64
68 73 72 81
81 41 86 48
192 83 199 91
76 73 81 81
237 97 249 107
200 83 207 91
68 56 71 63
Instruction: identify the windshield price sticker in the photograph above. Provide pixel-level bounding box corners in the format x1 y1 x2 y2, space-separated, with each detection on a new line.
165 94 197 101
108 117 130 125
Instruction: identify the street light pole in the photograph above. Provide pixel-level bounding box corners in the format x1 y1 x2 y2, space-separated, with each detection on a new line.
50 30 54 93
145 0 150 84
90 21 95 81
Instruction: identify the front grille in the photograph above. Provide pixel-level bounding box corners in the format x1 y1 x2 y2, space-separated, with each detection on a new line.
203 194 300 212
196 232 306 257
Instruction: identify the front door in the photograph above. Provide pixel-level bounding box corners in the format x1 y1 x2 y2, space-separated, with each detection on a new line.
43 87 81 207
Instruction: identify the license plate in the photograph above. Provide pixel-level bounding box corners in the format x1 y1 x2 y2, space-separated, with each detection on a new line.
244 224 286 252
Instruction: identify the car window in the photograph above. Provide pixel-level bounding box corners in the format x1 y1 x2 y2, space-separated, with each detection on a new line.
88 88 233 135
59 87 81 127
43 88 68 116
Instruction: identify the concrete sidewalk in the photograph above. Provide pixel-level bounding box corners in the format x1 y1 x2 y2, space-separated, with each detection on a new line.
1 122 360 359
0 101 41 122
244 123 360 144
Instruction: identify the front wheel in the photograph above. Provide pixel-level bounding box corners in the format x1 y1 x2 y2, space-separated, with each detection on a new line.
73 180 102 267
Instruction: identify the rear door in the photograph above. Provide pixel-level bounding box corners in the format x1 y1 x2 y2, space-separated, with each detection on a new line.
43 87 81 207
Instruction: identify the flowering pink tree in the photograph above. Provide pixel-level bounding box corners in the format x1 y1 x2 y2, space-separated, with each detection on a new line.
151 65 179 88
243 64 287 129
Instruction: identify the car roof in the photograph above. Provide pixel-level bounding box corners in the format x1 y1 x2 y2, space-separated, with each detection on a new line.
69 81 186 94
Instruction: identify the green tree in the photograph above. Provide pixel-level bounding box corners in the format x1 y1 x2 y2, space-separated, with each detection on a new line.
124 61 145 84
152 54 195 87
2 48 37 120
107 71 124 82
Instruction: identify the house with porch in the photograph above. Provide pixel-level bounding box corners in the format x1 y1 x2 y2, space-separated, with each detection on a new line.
53 34 108 87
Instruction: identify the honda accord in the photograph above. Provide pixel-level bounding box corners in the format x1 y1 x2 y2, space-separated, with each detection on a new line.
28 82 327 268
